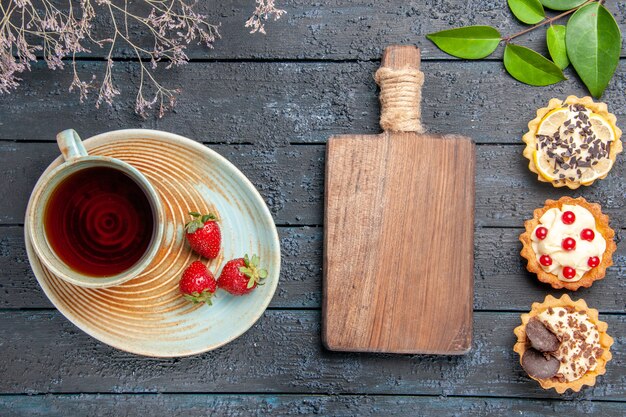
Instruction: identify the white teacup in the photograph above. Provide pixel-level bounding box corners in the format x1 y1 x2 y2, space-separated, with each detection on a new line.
26 129 164 288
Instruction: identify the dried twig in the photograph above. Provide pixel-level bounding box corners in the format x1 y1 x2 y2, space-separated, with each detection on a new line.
245 0 286 35
0 0 283 117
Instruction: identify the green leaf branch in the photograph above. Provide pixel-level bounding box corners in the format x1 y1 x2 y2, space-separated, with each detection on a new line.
426 0 621 97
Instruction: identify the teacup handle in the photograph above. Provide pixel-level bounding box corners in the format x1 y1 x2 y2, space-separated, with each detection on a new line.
57 129 88 161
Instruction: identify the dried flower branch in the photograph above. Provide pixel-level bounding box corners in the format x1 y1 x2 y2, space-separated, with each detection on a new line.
1 0 283 117
245 0 286 35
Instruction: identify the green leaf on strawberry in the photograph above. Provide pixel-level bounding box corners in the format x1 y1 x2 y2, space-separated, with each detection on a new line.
183 291 215 305
238 254 267 289
179 261 217 306
185 211 217 234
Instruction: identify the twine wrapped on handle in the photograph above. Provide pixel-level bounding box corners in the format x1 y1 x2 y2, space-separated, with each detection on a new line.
374 67 425 133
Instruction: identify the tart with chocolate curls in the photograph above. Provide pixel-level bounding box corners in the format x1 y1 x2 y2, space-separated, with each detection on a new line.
514 295 613 394
523 96 622 189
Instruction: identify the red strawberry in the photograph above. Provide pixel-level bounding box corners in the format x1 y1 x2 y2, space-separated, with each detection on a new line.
218 254 268 296
179 261 217 305
185 212 221 259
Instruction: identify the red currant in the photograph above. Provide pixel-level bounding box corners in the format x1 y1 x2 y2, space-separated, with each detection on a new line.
539 255 552 266
561 237 576 251
581 229 595 241
535 226 548 240
562 266 576 279
588 256 600 268
562 211 576 225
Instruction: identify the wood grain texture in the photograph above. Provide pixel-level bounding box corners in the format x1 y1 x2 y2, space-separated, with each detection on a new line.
324 46 474 354
2 394 625 417
324 133 475 353
2 227 623 312
3 60 626 145
1 310 624 400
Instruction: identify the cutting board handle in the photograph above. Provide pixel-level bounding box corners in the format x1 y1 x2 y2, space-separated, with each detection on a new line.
375 45 424 133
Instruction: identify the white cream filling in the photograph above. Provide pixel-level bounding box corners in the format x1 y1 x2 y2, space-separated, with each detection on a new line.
531 204 606 282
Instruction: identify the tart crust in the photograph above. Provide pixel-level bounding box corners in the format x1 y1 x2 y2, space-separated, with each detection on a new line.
520 196 616 291
513 294 613 394
522 95 623 189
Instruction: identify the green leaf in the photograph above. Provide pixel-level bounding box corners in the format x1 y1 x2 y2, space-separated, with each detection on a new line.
503 44 566 86
540 0 586 11
508 0 545 24
566 3 621 98
188 212 201 217
546 25 569 69
426 26 501 59
185 222 200 233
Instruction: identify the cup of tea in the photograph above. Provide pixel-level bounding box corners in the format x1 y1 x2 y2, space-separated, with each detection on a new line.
26 129 164 288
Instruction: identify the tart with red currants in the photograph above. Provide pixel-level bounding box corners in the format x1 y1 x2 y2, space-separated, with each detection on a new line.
520 196 616 291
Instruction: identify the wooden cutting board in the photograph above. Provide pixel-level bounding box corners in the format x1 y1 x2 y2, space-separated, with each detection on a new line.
323 45 475 354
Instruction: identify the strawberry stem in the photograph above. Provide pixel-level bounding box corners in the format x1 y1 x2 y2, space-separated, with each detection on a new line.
183 290 215 306
185 211 218 233
239 253 268 289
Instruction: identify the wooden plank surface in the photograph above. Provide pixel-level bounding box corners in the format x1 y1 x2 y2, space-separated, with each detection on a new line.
2 60 626 144
0 310 624 400
2 394 625 417
1 0 625 412
324 133 474 354
2 226 624 312
38 0 626 61
2 142 625 228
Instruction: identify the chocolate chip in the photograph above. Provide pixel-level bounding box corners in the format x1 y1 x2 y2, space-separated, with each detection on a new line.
521 348 560 380
526 318 560 352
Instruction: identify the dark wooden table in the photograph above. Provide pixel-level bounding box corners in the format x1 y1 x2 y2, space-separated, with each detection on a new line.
1 1 625 416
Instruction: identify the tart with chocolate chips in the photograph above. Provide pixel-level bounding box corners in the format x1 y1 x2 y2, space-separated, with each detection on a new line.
514 295 613 394
523 96 622 189
520 196 616 291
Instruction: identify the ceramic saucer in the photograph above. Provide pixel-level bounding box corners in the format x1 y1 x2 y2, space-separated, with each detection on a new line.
24 129 280 357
